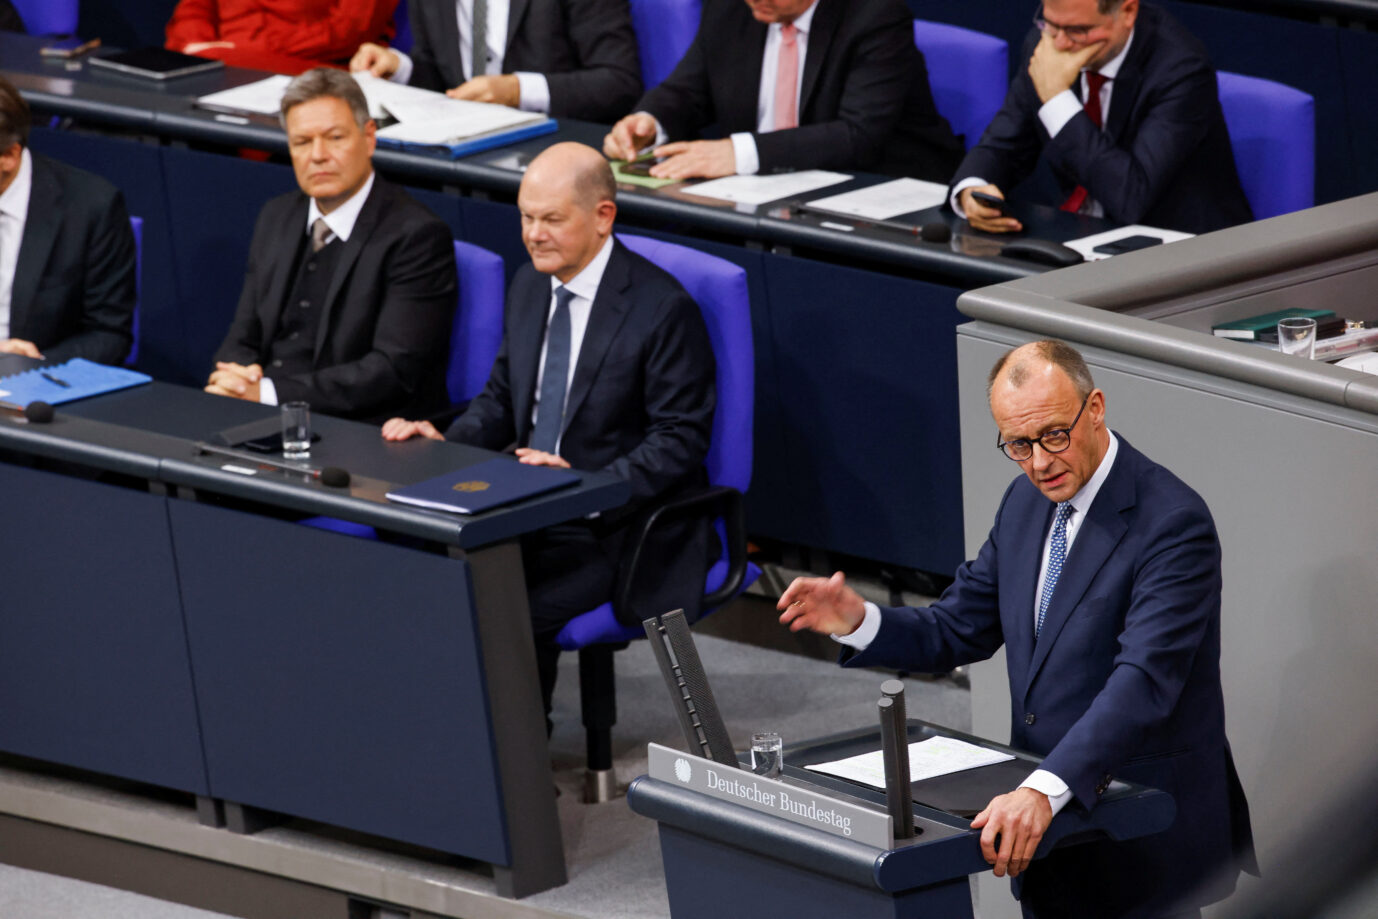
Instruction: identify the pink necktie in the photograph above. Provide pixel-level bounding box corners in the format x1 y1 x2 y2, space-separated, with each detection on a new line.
773 23 799 131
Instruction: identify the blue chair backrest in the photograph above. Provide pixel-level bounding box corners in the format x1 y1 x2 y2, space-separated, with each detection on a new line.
627 0 701 91
391 0 414 54
449 240 505 405
912 19 1008 151
128 216 142 367
13 0 77 35
617 234 753 494
1216 71 1315 220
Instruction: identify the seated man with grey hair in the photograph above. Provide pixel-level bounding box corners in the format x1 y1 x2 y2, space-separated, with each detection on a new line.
207 67 457 422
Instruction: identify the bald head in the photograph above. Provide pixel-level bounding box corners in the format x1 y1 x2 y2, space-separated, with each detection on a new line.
987 340 1095 402
518 143 619 282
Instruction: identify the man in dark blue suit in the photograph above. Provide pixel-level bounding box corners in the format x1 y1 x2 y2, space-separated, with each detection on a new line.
383 142 716 716
779 340 1255 918
952 0 1252 235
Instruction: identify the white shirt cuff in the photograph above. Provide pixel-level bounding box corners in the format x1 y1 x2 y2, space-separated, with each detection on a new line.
1020 768 1074 817
258 376 278 406
1038 89 1083 139
389 49 415 85
831 600 881 649
950 177 989 218
729 132 759 175
515 71 550 113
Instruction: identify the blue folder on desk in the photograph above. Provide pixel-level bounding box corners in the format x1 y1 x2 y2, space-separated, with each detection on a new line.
0 358 152 407
385 457 580 514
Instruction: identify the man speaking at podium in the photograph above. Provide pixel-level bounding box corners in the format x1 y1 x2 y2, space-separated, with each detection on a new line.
779 340 1255 918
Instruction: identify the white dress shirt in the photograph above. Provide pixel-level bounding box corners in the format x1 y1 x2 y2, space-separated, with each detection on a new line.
529 234 615 454
0 147 34 341
643 0 818 175
951 30 1136 218
259 171 377 405
390 0 552 113
836 431 1122 817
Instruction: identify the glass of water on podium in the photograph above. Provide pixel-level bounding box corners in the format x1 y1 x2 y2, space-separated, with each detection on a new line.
751 732 783 779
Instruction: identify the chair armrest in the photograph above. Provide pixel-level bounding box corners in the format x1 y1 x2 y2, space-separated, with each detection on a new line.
615 485 748 616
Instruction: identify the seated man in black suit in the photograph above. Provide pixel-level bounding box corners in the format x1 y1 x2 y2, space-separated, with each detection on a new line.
601 0 963 181
382 142 716 717
349 0 642 123
207 68 456 422
952 0 1252 235
0 77 136 365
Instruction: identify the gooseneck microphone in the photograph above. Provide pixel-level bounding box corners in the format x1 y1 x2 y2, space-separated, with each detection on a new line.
193 442 351 487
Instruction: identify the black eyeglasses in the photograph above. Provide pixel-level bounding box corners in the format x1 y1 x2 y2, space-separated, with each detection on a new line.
996 392 1092 462
1032 2 1113 44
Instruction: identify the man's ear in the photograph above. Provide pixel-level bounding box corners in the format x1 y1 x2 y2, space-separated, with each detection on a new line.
594 198 617 235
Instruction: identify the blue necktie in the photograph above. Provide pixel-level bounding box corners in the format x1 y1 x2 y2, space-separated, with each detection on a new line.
529 286 574 454
1036 502 1074 638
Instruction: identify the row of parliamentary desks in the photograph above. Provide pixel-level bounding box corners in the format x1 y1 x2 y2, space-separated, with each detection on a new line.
0 353 632 897
0 30 1122 578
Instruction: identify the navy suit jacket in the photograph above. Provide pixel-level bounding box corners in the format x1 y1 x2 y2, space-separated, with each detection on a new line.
8 153 135 365
846 437 1255 915
953 3 1252 234
635 0 963 180
446 240 716 620
404 0 642 122
214 175 455 422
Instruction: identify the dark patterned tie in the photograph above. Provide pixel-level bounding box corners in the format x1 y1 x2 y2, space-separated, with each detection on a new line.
1036 502 1074 637
310 217 333 253
529 286 574 454
470 0 488 80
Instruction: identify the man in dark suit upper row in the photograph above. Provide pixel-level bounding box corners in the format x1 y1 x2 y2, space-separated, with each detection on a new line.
953 0 1252 235
0 77 136 365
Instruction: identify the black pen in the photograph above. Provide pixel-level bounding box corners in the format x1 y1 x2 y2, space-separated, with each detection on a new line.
41 372 71 388
795 203 922 237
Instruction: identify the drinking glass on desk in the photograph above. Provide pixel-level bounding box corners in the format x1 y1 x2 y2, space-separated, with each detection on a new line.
281 401 311 459
1278 318 1317 359
751 732 783 779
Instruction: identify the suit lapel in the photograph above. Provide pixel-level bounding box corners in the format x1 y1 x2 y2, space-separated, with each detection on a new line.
437 0 464 84
1103 20 1152 144
799 0 838 117
313 179 382 361
509 273 550 444
728 20 769 129
1024 448 1134 693
506 0 531 55
258 196 310 349
8 156 61 335
1006 497 1054 700
561 243 633 433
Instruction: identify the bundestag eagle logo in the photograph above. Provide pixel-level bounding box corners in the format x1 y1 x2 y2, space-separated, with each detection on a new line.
674 758 692 783
452 481 491 493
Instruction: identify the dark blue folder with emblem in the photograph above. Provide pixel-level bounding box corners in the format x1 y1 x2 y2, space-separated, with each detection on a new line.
385 456 581 514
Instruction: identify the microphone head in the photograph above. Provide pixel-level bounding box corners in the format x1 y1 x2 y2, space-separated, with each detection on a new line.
24 401 54 424
920 222 952 243
319 466 351 488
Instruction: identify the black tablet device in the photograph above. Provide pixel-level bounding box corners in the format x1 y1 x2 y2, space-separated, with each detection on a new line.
88 47 225 81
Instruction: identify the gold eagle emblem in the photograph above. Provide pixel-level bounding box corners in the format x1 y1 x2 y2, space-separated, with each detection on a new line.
452 480 491 493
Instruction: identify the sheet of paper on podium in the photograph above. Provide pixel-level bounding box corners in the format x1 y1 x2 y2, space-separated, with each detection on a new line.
684 170 851 206
805 735 1015 788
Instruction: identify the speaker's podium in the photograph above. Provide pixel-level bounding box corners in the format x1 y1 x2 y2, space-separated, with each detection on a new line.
627 614 1175 919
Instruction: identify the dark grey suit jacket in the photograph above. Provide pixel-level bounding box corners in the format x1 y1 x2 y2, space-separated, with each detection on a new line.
7 152 136 366
214 174 456 422
403 0 641 122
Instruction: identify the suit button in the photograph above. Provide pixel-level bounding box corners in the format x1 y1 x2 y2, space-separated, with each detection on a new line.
1024 713 1036 725
299 300 311 309
271 359 283 368
307 261 316 272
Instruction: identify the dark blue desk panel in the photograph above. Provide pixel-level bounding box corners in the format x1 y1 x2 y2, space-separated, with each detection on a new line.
168 499 509 862
0 464 208 795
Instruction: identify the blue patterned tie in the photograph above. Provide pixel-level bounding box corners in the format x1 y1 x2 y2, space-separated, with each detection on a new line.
1036 502 1074 638
529 286 574 454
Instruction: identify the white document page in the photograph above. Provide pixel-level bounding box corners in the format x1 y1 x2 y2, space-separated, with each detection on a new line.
1064 224 1194 261
376 94 544 144
805 736 1016 789
196 75 293 116
684 170 851 206
805 178 949 220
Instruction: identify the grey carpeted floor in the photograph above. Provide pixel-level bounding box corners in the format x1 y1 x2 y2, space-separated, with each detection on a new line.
0 606 969 919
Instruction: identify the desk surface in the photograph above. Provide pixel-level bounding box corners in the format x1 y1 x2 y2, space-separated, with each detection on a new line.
0 32 1112 288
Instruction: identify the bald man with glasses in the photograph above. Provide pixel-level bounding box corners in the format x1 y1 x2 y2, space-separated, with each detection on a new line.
950 0 1252 236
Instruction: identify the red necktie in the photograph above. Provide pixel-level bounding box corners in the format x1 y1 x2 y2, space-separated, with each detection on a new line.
1060 71 1109 213
773 23 800 131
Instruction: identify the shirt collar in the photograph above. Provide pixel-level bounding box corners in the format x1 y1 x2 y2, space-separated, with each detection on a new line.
1066 429 1119 518
305 170 375 243
551 234 615 303
0 147 33 223
1090 28 1134 81
774 0 818 36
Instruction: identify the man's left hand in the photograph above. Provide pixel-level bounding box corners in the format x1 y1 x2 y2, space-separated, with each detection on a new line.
1028 32 1105 104
514 447 571 468
649 140 737 179
970 787 1053 878
0 338 44 358
448 75 521 108
205 361 263 402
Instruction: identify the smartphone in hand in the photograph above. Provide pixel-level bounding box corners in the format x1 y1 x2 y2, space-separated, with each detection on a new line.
969 190 1010 216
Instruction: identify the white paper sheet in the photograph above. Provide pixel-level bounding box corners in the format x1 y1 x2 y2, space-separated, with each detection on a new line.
805 736 1016 789
683 170 851 206
376 94 544 144
195 74 293 116
1063 224 1194 261
805 178 949 220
